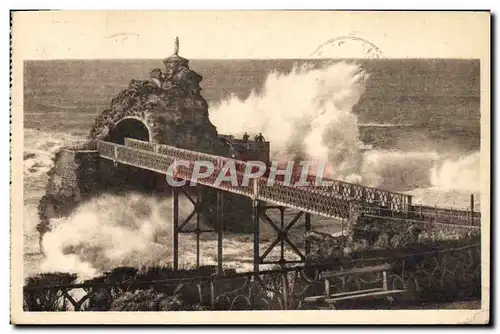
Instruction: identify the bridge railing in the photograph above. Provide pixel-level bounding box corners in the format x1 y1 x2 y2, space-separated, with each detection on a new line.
123 138 411 213
282 172 411 213
255 178 352 219
97 139 480 224
98 139 352 219
363 202 481 227
124 138 251 175
316 181 411 213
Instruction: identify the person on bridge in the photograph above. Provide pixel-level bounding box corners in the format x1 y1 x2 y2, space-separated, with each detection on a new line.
255 133 265 142
242 132 250 143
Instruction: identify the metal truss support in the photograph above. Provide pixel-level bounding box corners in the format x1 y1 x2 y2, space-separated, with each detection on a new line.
257 205 309 268
171 184 217 272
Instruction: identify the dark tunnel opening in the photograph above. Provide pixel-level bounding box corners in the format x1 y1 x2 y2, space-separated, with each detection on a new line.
107 118 150 145
102 118 167 193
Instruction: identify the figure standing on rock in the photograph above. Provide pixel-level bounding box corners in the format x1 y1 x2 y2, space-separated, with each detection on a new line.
255 133 265 142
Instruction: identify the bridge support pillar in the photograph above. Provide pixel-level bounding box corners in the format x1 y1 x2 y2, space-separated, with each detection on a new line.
169 184 224 273
253 200 260 273
172 186 179 271
216 191 224 275
196 186 201 268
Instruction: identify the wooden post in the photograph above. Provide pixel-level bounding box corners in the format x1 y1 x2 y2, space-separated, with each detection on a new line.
172 186 179 271
216 191 223 275
253 200 260 273
324 278 331 298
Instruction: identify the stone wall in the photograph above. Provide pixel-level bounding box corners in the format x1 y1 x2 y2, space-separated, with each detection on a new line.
37 149 101 247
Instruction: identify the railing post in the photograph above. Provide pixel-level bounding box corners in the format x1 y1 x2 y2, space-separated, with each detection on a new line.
252 178 259 200
407 195 412 218
113 145 118 167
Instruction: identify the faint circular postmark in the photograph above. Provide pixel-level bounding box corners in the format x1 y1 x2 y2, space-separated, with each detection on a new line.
311 36 384 59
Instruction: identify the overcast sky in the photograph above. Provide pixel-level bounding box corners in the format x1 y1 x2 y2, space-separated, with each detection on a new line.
13 11 489 59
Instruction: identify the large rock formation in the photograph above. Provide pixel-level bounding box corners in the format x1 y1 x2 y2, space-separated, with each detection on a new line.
37 38 233 247
89 37 226 154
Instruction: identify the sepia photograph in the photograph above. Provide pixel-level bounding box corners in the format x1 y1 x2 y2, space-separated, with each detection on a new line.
10 10 490 324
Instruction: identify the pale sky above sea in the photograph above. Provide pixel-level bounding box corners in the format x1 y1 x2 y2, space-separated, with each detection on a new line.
12 11 489 60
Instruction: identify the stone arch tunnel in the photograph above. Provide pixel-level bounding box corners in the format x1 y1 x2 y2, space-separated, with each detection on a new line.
106 117 152 145
100 117 166 194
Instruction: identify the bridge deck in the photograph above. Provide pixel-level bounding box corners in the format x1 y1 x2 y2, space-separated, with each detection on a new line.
94 139 481 226
97 139 352 220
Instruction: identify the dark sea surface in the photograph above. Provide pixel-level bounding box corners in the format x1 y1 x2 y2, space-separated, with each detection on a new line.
23 59 480 153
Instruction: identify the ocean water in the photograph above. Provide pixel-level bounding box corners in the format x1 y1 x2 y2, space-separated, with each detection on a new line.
22 59 482 278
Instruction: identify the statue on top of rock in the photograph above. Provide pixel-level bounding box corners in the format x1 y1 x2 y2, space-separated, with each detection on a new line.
162 37 203 95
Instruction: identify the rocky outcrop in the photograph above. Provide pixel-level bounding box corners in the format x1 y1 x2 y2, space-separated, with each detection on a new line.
88 38 226 155
37 148 101 250
37 38 231 247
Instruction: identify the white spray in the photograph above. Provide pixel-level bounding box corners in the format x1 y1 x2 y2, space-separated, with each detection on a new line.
209 61 369 180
